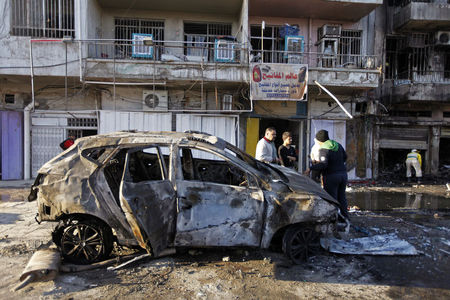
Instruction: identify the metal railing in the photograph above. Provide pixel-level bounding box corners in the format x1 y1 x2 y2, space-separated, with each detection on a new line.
84 39 379 70
250 49 378 69
397 0 450 7
86 39 244 64
392 70 450 84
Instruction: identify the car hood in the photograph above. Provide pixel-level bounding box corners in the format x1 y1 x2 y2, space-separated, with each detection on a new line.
269 165 339 205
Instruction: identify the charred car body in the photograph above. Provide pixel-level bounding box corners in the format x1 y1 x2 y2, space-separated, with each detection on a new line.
29 131 339 264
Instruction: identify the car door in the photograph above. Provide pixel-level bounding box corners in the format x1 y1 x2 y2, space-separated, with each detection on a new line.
174 146 265 247
119 145 176 256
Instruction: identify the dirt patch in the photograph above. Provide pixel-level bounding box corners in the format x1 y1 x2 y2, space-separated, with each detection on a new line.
1 187 450 299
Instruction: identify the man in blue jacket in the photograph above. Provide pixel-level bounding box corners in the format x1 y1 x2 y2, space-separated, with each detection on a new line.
305 130 348 220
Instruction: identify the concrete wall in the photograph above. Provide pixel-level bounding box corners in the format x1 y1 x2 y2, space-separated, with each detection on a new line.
100 9 241 41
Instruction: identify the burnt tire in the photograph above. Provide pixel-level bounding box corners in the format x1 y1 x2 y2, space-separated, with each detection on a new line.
282 225 321 264
58 218 113 264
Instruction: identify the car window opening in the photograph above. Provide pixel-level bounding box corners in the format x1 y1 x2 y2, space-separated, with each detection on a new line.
180 147 249 187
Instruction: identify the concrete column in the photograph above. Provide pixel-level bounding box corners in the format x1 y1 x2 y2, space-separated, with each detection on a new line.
430 126 440 176
372 123 380 180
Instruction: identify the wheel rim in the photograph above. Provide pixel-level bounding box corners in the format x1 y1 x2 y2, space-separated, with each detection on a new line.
288 228 320 263
61 223 104 263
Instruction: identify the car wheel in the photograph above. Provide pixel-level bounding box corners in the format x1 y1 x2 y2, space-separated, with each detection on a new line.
282 225 321 264
59 218 113 264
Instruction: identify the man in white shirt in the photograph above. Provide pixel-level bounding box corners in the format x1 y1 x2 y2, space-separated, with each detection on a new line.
310 138 321 183
255 127 279 164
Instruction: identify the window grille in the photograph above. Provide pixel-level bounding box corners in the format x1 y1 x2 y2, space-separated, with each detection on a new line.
11 0 75 38
114 18 164 59
250 25 285 63
338 30 362 67
67 118 97 128
183 22 232 61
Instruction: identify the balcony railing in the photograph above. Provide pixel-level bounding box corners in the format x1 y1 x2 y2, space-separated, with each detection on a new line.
397 0 450 7
84 40 378 70
392 70 450 85
250 49 378 70
86 39 244 64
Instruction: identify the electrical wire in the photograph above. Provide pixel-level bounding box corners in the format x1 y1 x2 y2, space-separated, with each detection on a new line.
0 59 79 69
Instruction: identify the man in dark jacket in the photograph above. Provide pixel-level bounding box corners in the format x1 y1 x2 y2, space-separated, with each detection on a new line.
305 129 349 219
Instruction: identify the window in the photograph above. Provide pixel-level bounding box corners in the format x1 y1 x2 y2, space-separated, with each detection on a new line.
184 22 232 61
250 25 285 63
114 18 164 59
128 146 169 183
5 94 15 104
179 147 250 187
385 36 408 79
338 30 362 67
11 0 75 38
67 118 97 139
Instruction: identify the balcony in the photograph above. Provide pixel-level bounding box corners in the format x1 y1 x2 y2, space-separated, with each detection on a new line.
249 0 382 22
393 1 450 31
385 70 450 103
250 49 380 90
82 39 249 84
80 39 380 91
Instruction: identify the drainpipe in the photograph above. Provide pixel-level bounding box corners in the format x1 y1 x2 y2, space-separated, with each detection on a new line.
23 102 33 180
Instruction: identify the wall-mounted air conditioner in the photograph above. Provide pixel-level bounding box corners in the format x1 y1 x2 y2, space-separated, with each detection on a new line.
318 24 342 40
284 35 304 63
214 39 235 62
132 33 153 58
285 36 304 53
436 31 450 46
142 90 168 111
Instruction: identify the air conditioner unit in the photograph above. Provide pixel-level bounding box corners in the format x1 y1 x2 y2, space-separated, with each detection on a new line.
284 35 304 63
284 36 304 53
222 94 233 110
142 90 168 111
214 39 235 62
132 33 153 58
318 24 341 40
436 31 450 46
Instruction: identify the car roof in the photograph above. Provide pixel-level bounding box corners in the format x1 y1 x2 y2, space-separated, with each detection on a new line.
75 131 227 151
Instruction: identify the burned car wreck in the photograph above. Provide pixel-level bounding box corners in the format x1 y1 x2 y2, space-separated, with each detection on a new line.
29 131 340 264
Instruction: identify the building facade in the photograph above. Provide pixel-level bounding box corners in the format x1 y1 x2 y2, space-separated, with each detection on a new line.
0 0 383 180
374 0 450 179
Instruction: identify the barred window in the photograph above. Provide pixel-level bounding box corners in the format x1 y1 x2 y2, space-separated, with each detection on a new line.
11 0 75 38
115 18 165 41
250 25 285 63
114 18 165 59
184 22 232 59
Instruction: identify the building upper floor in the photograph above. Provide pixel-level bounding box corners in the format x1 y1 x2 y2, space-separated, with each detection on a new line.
388 0 450 31
0 0 382 91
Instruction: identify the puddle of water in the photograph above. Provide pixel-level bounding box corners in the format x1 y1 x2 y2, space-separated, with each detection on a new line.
347 191 450 212
0 194 24 202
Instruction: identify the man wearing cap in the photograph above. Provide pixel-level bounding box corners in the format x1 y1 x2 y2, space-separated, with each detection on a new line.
255 127 279 164
406 149 422 184
304 129 349 220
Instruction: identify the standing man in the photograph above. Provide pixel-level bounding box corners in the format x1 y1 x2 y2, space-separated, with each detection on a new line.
310 137 322 183
256 127 279 164
304 130 349 220
278 131 297 169
406 149 422 184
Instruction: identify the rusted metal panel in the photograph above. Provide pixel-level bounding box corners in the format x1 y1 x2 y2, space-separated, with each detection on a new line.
175 180 265 247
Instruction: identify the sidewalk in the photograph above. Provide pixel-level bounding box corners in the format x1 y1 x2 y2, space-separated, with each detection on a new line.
0 179 34 189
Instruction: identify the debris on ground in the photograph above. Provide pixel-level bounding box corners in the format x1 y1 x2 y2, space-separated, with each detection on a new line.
320 233 419 256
